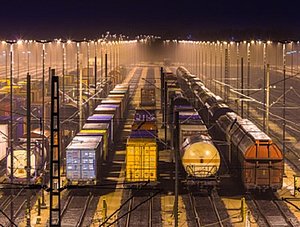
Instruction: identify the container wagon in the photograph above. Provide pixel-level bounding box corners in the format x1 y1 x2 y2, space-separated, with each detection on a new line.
125 108 158 186
66 135 103 185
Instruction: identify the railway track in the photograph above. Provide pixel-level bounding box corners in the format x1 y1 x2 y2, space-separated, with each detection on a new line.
187 189 227 227
125 190 154 227
246 193 300 227
0 188 37 226
61 192 93 227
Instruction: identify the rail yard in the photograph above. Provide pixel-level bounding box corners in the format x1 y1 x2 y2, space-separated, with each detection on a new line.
0 39 300 227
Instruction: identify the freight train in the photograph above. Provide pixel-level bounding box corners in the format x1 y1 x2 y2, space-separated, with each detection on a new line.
125 69 158 186
66 83 130 185
3 72 126 185
176 66 284 191
168 88 221 190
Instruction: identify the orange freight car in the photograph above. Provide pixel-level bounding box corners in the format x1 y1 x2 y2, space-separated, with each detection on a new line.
217 113 284 191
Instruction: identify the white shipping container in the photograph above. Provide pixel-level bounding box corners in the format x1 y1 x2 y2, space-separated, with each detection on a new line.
0 124 8 161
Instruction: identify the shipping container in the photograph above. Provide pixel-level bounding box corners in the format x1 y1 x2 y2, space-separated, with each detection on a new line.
110 88 129 104
78 127 109 161
19 129 50 160
94 104 121 127
86 114 114 141
140 88 156 106
126 138 157 184
105 95 126 116
66 136 103 184
101 99 124 118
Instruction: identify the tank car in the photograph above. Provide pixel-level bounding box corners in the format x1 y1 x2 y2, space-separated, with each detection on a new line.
168 85 221 189
6 129 49 183
178 110 221 189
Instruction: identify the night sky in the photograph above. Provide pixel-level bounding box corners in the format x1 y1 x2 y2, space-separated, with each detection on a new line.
0 0 299 40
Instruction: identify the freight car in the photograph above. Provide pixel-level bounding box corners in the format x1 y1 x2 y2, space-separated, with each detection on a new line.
169 89 221 190
66 135 103 185
176 66 284 191
6 129 49 183
125 109 158 186
216 113 283 191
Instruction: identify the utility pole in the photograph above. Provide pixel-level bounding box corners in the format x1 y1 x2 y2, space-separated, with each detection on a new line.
79 58 83 130
164 80 168 144
41 42 46 208
49 72 61 227
247 43 251 117
174 111 179 227
101 43 103 83
241 57 244 118
220 46 223 97
224 48 229 102
201 47 204 81
87 42 90 94
160 67 164 126
95 43 97 94
76 42 80 111
236 43 239 114
105 53 108 94
26 73 31 227
9 41 14 227
266 64 270 134
210 49 212 90
283 44 286 156
215 45 217 94
263 43 266 131
62 43 65 103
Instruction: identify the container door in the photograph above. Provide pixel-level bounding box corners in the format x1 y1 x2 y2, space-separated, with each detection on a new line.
81 150 96 180
126 144 142 182
66 150 81 180
269 161 283 189
143 143 157 182
255 162 270 187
